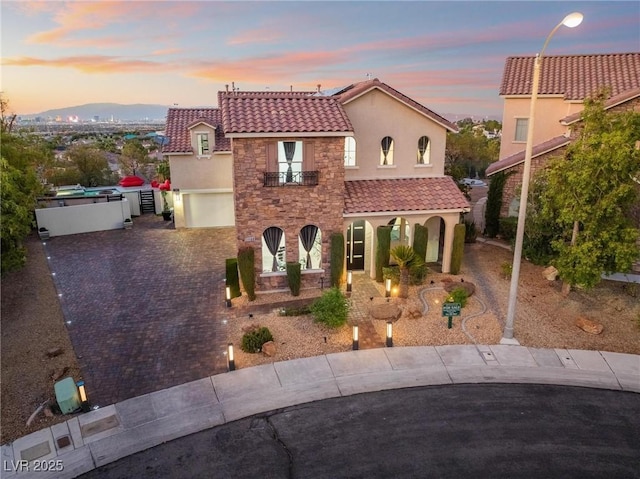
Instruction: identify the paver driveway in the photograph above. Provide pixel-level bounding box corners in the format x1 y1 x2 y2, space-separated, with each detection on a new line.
44 215 236 407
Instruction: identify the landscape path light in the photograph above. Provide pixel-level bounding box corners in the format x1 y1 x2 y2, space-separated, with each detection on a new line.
502 12 583 344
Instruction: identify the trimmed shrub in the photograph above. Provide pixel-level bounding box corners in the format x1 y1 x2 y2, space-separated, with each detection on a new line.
240 326 273 353
375 226 392 282
446 287 469 307
501 261 513 279
412 224 428 262
330 232 345 288
499 217 518 242
450 223 466 274
225 258 241 299
286 262 301 296
310 287 349 328
409 262 428 285
464 219 477 243
237 246 256 301
383 266 400 286
485 170 511 237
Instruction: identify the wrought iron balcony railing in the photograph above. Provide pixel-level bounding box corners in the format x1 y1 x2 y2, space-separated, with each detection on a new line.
263 171 319 187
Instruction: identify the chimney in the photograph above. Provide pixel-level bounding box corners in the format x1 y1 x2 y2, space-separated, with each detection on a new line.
317 84 321 93
225 84 229 93
290 85 293 92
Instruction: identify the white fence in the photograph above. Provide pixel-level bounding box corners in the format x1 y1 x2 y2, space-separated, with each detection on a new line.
35 199 132 238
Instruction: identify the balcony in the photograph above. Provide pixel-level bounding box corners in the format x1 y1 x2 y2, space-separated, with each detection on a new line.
264 171 319 187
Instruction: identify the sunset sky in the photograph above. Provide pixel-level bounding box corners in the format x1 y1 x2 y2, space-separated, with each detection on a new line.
1 1 638 118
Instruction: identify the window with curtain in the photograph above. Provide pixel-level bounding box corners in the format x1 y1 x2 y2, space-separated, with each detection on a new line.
380 136 394 165
344 137 356 166
514 118 529 142
298 225 321 269
417 136 430 164
262 227 285 272
196 133 209 155
278 141 303 182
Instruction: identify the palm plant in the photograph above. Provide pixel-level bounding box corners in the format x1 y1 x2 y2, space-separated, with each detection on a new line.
390 245 418 299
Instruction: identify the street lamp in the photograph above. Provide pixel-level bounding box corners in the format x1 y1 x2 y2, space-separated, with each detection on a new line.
501 12 583 344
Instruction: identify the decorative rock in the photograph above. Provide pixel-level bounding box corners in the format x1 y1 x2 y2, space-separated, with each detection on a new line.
443 281 475 297
46 347 64 358
370 303 402 321
575 316 604 335
261 341 277 356
543 266 559 281
406 306 422 319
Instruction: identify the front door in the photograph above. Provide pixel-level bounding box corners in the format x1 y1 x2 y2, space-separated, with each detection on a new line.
347 220 365 270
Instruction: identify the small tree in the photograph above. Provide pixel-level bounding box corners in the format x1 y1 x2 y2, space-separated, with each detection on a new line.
540 91 640 293
390 245 420 299
225 258 241 299
412 223 428 262
330 232 344 288
450 223 466 274
484 170 511 237
286 262 301 296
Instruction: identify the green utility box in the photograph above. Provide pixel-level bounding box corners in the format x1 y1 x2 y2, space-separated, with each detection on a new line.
54 377 80 414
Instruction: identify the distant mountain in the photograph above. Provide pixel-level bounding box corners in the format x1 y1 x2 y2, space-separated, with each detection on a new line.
21 103 169 121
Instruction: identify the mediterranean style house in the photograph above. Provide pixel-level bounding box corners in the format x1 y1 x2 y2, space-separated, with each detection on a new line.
163 79 470 292
486 52 640 217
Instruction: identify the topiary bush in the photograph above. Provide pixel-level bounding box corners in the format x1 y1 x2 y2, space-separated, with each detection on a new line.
485 170 511 237
375 226 392 282
286 261 301 296
225 258 241 299
412 223 428 262
450 223 466 274
446 287 469 308
237 246 256 301
310 287 349 328
330 232 344 288
240 325 273 353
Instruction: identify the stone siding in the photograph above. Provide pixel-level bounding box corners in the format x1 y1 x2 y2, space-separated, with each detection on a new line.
232 137 345 292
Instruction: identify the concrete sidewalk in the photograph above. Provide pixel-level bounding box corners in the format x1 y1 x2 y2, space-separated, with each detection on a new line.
2 345 638 478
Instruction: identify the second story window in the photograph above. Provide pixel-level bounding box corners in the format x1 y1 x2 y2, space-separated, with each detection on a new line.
417 136 431 164
514 118 528 142
196 133 210 155
279 141 303 182
380 136 394 165
344 137 356 166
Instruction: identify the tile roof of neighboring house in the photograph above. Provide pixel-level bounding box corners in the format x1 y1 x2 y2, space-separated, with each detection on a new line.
485 135 571 176
561 86 640 124
344 177 470 214
163 108 229 154
500 53 640 100
219 93 353 135
329 78 458 132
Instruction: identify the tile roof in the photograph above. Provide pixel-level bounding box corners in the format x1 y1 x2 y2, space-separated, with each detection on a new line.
329 78 458 132
561 86 640 124
500 53 640 100
344 177 470 214
219 93 353 135
485 135 570 176
163 108 229 154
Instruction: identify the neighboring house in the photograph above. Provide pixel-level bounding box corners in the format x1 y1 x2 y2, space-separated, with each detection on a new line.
487 52 640 217
164 79 469 292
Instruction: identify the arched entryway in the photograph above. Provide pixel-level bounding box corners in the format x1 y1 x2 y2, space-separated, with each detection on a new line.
425 216 446 267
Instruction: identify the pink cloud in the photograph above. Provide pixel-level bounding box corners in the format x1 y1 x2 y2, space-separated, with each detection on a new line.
2 55 171 74
227 27 283 46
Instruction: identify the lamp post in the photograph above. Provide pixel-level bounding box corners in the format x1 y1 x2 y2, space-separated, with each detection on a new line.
501 12 583 344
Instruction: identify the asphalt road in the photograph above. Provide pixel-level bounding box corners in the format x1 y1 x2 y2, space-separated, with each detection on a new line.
80 384 640 479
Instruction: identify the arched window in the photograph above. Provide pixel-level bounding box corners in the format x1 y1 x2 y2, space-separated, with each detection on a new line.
262 227 285 272
344 137 356 166
380 136 394 165
299 225 322 269
417 136 431 164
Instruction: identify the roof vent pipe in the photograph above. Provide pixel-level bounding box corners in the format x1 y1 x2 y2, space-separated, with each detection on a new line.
225 84 229 93
317 84 321 93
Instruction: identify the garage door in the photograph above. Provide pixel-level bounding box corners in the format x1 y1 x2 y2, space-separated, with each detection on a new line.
184 193 235 228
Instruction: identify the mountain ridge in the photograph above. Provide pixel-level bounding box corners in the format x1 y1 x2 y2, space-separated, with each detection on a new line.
21 103 170 121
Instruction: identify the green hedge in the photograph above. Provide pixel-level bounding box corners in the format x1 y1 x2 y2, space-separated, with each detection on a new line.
330 232 344 288
485 170 511 237
450 223 466 275
413 223 428 262
225 258 241 299
286 262 301 296
375 226 392 282
237 246 256 301
499 217 518 243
